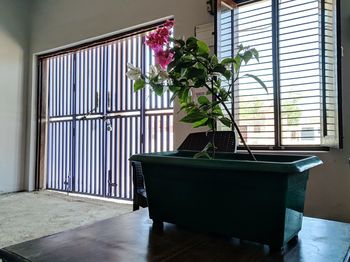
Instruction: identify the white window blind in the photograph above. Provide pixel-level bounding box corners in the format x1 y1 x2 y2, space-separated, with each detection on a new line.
217 0 341 149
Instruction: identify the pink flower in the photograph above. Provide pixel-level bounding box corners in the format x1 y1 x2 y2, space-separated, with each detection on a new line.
164 20 174 28
145 29 169 52
145 20 175 69
145 20 174 52
155 50 174 69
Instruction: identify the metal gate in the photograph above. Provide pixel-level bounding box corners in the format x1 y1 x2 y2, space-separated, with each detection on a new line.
42 32 173 200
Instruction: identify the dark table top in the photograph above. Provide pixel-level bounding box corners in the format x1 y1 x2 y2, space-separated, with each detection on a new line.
1 208 349 262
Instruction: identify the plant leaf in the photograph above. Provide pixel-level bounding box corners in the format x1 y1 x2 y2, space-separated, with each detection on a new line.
193 117 208 128
193 142 215 159
243 51 253 64
134 79 145 92
197 40 210 56
186 67 206 79
251 48 259 62
221 58 236 65
212 64 226 74
193 151 212 159
243 74 268 93
234 55 242 72
150 81 164 95
211 55 219 65
180 111 207 123
223 70 232 80
213 104 223 116
198 95 210 105
186 37 198 49
219 117 232 127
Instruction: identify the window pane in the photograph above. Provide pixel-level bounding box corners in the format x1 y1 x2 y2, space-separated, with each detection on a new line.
218 0 275 146
279 0 322 145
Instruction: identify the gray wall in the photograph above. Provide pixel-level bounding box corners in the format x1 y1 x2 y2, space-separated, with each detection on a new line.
25 0 350 222
0 0 31 193
303 0 350 223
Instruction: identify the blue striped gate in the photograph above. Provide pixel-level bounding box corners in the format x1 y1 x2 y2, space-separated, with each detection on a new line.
43 33 173 200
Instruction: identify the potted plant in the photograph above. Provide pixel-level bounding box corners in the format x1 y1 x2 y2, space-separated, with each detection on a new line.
127 20 322 251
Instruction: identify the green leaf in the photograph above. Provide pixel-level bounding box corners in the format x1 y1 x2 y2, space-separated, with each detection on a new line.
251 48 259 62
167 59 179 71
181 88 190 101
221 58 236 65
169 85 181 93
198 96 210 105
212 64 226 74
193 142 215 159
186 67 206 79
194 151 212 159
193 78 206 87
242 50 253 64
134 79 145 92
150 81 164 95
193 117 208 128
186 37 198 49
234 55 242 73
207 118 215 129
219 117 232 128
243 74 268 93
223 70 232 80
180 111 207 123
214 78 221 88
197 40 210 55
175 39 185 47
203 141 215 151
211 55 219 65
179 101 195 112
213 104 223 116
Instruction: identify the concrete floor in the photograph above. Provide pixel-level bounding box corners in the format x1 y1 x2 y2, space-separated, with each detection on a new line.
0 191 132 248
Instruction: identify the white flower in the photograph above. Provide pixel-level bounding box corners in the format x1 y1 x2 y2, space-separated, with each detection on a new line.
149 65 158 78
149 64 169 82
126 63 141 80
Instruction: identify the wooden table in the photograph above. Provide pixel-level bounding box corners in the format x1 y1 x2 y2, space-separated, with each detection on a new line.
1 208 349 262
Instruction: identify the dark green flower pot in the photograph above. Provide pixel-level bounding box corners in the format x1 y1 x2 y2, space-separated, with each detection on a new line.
130 151 322 250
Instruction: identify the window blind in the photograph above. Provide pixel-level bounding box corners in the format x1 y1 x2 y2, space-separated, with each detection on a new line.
217 0 340 148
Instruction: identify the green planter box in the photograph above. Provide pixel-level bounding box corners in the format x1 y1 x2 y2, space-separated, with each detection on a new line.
130 151 322 250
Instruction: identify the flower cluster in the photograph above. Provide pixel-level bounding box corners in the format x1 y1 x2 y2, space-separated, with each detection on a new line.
145 20 174 69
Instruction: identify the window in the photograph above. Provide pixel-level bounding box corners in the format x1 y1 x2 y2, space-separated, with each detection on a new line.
216 0 342 150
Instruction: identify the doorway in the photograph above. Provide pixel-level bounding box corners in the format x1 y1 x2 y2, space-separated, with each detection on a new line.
36 23 173 200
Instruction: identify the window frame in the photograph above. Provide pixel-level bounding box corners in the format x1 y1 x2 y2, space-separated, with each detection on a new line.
214 0 343 151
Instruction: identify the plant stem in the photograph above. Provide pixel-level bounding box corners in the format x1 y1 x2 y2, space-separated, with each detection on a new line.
188 50 256 160
205 83 257 161
211 79 217 159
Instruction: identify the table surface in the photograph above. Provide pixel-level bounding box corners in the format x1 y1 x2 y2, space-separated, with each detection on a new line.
1 208 349 262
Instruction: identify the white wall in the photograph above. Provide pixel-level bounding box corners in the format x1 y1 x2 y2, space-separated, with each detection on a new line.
0 0 30 193
26 0 350 222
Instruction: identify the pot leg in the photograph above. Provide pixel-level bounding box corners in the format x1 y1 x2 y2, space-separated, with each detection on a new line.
269 245 285 254
152 220 164 228
288 234 299 245
151 220 164 232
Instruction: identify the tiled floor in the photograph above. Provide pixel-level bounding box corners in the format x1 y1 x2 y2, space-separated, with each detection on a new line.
0 191 132 247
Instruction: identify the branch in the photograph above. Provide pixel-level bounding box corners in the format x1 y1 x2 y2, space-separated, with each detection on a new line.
204 83 257 161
